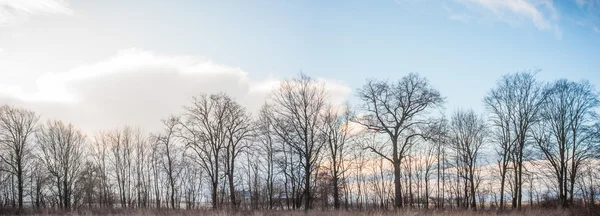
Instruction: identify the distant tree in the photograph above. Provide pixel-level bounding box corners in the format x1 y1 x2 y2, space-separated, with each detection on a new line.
433 117 449 209
91 131 114 207
266 74 328 211
154 116 182 209
132 129 150 208
448 109 487 210
257 104 276 209
222 97 254 210
322 103 354 209
532 79 599 207
484 71 545 209
108 127 137 208
181 93 248 209
0 105 39 211
355 73 444 208
36 120 86 210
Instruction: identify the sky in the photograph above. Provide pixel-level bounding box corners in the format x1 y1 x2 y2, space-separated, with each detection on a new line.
0 0 599 134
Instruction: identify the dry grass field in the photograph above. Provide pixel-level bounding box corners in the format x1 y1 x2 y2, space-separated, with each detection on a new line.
3 207 599 216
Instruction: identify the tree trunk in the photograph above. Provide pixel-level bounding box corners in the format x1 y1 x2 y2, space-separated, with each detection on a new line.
393 158 403 208
332 174 340 209
228 172 236 209
17 171 23 211
470 171 476 210
212 181 218 209
500 171 506 210
304 157 311 211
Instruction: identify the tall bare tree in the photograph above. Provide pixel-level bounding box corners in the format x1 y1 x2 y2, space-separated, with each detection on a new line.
222 97 254 209
36 120 86 210
533 79 599 207
155 116 182 209
181 93 243 209
91 131 114 207
322 103 354 209
257 104 276 209
0 105 39 211
484 71 545 209
266 74 328 211
132 129 150 208
448 109 487 210
356 73 444 208
108 127 136 208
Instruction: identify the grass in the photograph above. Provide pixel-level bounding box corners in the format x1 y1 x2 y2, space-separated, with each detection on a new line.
3 207 599 215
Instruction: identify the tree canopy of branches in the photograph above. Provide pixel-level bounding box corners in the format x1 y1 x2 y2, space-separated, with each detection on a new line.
448 109 487 209
265 74 328 211
1 71 600 213
533 79 600 207
322 103 354 209
356 73 444 208
37 120 86 210
180 93 253 210
0 105 39 211
483 71 546 209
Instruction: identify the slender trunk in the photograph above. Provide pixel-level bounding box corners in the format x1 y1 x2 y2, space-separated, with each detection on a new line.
212 181 218 209
394 159 403 208
228 172 236 209
425 175 429 209
333 175 340 209
64 179 69 210
17 170 23 211
170 178 175 209
512 156 518 208
437 152 440 209
441 149 445 209
304 156 311 211
569 131 577 206
499 170 506 210
470 168 476 210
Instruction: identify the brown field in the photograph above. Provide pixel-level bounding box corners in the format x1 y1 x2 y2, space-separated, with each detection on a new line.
2 207 599 216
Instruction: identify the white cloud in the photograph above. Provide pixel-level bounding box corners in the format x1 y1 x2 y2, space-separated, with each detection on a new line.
0 48 352 134
449 0 560 36
0 0 72 26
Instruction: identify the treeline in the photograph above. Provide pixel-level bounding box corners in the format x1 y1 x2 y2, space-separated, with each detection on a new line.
0 71 599 213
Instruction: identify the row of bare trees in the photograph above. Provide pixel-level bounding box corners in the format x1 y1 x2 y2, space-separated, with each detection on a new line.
0 71 598 213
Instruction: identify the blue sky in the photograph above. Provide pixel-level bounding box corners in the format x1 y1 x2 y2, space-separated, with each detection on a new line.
0 0 599 132
76 0 600 108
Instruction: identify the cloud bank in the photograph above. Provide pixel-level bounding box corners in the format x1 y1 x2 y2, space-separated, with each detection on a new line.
0 48 351 134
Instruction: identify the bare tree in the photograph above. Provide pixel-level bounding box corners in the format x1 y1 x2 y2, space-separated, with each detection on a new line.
132 129 150 208
266 74 328 211
91 131 114 207
181 93 244 209
36 120 86 210
257 104 276 209
0 105 39 211
108 127 136 208
355 73 444 208
433 117 449 209
532 79 599 207
448 109 487 210
222 97 254 209
154 116 182 209
484 71 545 209
322 103 354 209
484 75 514 210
